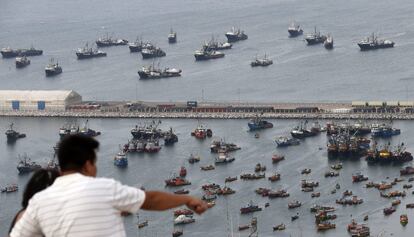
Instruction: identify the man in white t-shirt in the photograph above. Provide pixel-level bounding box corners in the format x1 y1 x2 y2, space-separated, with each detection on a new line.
10 135 208 237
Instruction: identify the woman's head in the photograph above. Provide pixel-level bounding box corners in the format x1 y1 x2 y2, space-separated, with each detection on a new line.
22 169 59 208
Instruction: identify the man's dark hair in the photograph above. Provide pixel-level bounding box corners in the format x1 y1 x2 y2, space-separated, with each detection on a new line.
58 135 99 171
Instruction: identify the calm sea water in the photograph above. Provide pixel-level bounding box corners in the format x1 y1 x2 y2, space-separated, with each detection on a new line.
1 0 414 236
1 118 414 237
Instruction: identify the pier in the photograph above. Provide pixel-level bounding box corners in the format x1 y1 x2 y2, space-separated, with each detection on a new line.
1 100 414 120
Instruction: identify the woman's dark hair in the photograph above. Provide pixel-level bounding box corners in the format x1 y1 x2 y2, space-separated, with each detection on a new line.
9 168 59 233
22 169 59 207
57 134 99 171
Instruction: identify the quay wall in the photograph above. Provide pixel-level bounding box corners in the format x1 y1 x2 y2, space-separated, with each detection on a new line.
1 111 414 120
1 100 414 120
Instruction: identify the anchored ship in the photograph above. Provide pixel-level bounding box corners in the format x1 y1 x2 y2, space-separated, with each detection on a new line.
164 127 178 145
128 38 152 52
194 44 225 61
17 154 41 174
251 54 273 67
45 58 62 76
288 22 303 37
96 34 128 47
114 147 128 167
365 142 413 164
305 27 327 45
76 43 107 59
358 33 394 50
225 27 248 43
324 35 334 49
15 56 30 68
191 124 213 139
138 64 181 79
371 123 400 137
168 28 177 43
205 36 232 50
141 46 166 59
275 136 300 147
1 46 43 58
1 47 20 58
291 121 320 139
6 123 26 142
248 115 273 130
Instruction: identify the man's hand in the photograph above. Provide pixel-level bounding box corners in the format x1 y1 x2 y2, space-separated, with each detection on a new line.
186 197 208 215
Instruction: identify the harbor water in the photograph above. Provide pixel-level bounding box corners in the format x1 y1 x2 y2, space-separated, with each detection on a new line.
1 118 414 236
1 0 414 102
2 0 414 236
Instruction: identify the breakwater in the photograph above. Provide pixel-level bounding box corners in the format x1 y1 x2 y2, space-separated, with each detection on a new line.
1 101 414 120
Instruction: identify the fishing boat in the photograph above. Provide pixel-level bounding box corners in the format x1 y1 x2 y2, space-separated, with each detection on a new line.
352 173 368 182
165 176 191 187
191 124 212 139
114 147 128 167
214 152 235 164
305 27 327 45
45 58 62 76
76 43 107 59
275 136 300 147
317 222 336 231
288 22 303 37
174 189 189 195
288 200 302 209
273 223 286 231
164 127 178 145
96 34 128 47
400 166 414 175
15 56 30 68
5 123 26 142
173 209 193 217
179 166 187 177
210 139 240 153
358 33 394 50
137 220 148 229
194 45 225 61
225 176 237 183
17 154 41 174
250 54 273 67
383 206 396 215
272 154 285 163
240 201 262 214
400 214 408 226
1 184 18 193
324 35 334 49
174 215 195 225
172 230 183 237
168 28 177 43
225 27 248 42
188 154 201 164
248 115 273 130
200 164 215 171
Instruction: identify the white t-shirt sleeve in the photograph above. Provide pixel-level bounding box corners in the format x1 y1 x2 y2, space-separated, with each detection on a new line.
111 180 146 213
10 200 43 237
